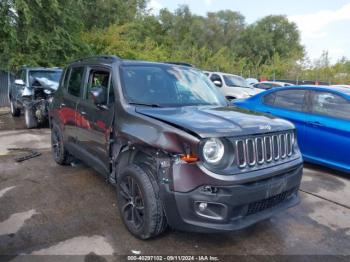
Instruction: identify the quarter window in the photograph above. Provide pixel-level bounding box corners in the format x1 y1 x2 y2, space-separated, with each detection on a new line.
311 91 350 120
263 90 306 111
67 67 84 97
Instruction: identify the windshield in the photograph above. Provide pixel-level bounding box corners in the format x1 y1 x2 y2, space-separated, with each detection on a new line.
120 65 227 107
29 70 62 86
223 75 249 88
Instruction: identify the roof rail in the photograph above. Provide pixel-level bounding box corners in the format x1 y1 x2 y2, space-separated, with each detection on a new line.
71 55 121 64
163 62 195 67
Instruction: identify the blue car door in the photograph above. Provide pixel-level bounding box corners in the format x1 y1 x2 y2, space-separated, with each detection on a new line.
304 90 350 171
258 89 309 154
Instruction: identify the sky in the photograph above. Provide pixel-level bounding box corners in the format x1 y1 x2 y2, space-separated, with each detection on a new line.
148 0 350 63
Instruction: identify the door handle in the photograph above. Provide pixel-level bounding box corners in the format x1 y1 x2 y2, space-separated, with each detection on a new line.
80 111 87 116
307 121 323 127
60 103 66 108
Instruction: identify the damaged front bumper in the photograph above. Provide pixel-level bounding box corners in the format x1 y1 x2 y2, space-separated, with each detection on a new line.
160 159 303 233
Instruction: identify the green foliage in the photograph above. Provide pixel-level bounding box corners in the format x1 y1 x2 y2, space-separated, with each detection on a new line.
0 1 349 83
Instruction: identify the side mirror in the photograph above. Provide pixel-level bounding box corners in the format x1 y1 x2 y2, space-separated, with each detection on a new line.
90 87 107 108
14 79 25 86
213 80 222 87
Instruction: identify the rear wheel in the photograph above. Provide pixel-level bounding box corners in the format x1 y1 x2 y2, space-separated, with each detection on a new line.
10 100 20 117
24 107 38 129
117 164 167 239
51 124 71 165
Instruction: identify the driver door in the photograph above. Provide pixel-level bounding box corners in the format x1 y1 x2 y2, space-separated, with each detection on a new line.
75 66 115 175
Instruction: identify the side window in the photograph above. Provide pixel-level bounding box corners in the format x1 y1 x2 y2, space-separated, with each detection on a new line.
267 90 306 111
86 69 110 104
67 67 84 97
311 91 350 120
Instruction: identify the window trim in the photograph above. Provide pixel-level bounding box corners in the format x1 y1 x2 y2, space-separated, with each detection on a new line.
309 90 350 121
261 89 308 113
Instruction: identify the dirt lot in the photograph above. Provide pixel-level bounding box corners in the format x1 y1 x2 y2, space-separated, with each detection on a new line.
0 110 350 261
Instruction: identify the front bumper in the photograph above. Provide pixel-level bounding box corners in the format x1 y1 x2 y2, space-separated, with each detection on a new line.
160 161 303 233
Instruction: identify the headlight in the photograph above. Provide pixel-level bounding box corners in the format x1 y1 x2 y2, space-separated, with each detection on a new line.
202 138 225 164
44 89 52 95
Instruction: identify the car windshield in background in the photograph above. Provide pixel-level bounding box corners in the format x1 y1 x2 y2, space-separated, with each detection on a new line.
29 70 62 87
120 65 227 107
223 75 249 88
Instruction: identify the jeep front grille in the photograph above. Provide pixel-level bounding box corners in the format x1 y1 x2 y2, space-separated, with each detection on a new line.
235 132 295 168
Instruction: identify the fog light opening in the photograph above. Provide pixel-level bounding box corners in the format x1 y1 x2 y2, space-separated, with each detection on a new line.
198 202 208 211
194 201 227 221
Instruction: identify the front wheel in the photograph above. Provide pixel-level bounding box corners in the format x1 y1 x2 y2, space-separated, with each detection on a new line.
24 107 38 129
10 100 20 117
117 164 167 239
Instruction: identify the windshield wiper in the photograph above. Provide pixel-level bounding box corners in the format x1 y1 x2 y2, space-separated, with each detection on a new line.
129 102 162 108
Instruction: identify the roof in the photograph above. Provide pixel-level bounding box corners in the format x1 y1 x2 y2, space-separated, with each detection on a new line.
260 81 292 85
275 85 350 96
211 72 243 78
21 67 62 71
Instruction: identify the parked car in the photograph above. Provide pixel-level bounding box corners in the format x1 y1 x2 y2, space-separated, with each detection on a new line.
9 67 62 128
207 72 263 100
253 81 293 90
49 56 303 239
332 85 350 88
246 78 259 86
234 86 350 173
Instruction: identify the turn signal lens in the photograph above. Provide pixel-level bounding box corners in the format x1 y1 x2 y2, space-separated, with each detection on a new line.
180 154 198 163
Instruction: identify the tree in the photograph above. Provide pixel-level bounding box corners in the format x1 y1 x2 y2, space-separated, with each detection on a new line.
236 15 304 68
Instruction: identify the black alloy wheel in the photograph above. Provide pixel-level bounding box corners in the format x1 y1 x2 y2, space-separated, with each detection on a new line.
119 175 145 230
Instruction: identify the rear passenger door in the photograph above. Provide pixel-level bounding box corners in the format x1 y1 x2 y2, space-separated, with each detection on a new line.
305 91 350 169
60 66 85 146
75 66 115 175
261 89 309 154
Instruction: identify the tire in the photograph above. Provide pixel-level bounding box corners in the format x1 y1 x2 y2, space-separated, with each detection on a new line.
51 124 71 165
117 164 167 239
10 100 20 117
24 107 38 129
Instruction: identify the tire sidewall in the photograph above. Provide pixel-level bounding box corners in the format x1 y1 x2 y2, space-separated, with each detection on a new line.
51 124 66 164
10 100 14 115
25 107 37 128
117 165 162 239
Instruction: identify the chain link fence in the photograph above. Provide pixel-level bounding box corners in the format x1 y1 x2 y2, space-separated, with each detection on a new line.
0 69 13 107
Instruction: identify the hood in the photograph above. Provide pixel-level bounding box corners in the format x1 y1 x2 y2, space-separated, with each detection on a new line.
136 106 294 138
32 77 59 91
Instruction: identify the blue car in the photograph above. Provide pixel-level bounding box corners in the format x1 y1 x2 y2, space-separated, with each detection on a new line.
234 86 350 173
